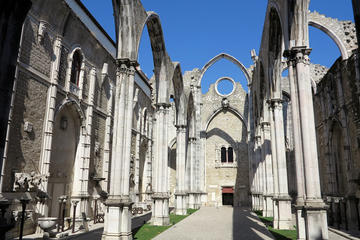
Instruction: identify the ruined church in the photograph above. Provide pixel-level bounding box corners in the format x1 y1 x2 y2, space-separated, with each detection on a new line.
0 0 360 239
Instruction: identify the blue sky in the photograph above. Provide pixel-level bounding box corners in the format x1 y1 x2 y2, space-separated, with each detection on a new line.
81 0 355 94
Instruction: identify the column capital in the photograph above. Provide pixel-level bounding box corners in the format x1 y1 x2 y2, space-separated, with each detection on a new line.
269 98 283 110
175 125 187 133
116 58 139 68
189 137 197 143
283 46 312 65
156 102 172 110
260 121 270 127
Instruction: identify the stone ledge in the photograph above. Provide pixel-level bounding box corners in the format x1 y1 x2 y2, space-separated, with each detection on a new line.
104 196 133 207
152 193 170 199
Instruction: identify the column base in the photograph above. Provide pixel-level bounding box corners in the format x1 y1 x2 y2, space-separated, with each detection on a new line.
188 192 196 209
273 197 279 229
275 196 293 230
102 197 133 240
152 193 170 226
295 201 306 240
263 195 274 217
174 192 187 215
304 200 329 240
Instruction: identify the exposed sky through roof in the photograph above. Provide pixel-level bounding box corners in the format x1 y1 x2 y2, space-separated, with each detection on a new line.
80 0 355 94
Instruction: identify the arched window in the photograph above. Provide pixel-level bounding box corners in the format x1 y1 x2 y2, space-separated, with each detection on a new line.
143 110 147 134
221 147 227 163
228 147 233 163
70 50 82 86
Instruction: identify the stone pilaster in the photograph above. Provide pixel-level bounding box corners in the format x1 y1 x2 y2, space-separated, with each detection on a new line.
175 125 187 215
72 67 96 217
36 36 63 217
102 83 114 191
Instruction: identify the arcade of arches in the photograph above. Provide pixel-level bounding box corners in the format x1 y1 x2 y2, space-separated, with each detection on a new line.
1 0 360 239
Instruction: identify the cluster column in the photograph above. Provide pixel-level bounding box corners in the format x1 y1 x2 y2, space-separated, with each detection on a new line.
261 120 274 218
253 133 262 211
285 47 329 239
174 125 187 215
270 99 292 229
103 60 136 240
152 103 171 226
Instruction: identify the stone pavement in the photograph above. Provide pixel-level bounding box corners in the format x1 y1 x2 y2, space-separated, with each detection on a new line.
153 206 274 240
65 207 350 240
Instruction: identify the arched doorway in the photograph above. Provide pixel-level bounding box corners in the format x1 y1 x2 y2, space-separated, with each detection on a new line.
48 103 82 217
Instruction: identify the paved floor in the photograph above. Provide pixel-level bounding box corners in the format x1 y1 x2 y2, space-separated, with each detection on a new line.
67 207 350 240
153 206 274 240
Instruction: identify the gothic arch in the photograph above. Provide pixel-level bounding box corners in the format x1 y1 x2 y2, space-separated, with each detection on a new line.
136 12 167 71
308 11 358 60
197 53 251 87
55 98 86 127
187 92 196 138
171 62 187 126
205 107 248 132
309 20 347 59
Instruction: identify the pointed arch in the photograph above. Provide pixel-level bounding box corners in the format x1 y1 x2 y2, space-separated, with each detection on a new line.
55 98 86 127
205 107 248 132
136 11 167 71
308 19 349 60
197 53 251 87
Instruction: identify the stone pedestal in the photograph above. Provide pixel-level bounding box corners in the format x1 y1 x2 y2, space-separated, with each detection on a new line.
295 203 307 240
174 192 187 215
152 193 170 226
264 195 273 217
273 198 279 229
303 201 329 240
188 193 196 209
102 198 133 240
277 196 292 229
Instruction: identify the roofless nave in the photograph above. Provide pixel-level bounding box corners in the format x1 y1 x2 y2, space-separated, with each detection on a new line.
0 0 359 239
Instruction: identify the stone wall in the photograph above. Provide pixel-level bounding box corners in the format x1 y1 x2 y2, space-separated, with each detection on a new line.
202 82 249 207
313 52 360 230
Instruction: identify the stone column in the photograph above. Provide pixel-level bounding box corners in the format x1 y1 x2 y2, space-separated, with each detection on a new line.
269 107 279 228
103 61 136 240
286 54 306 240
152 104 171 226
175 125 187 215
271 99 292 229
259 127 266 211
285 47 329 239
261 120 274 218
37 36 62 217
102 83 114 192
145 117 153 203
188 137 199 209
134 108 141 203
254 134 262 211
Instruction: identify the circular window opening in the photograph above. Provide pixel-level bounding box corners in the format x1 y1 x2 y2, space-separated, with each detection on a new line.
216 78 235 96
